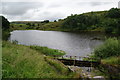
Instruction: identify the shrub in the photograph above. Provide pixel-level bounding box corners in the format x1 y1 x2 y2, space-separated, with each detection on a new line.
93 38 120 59
2 30 10 40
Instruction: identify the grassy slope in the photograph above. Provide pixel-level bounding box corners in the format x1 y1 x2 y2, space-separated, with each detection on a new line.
2 41 75 78
10 20 64 31
101 56 120 67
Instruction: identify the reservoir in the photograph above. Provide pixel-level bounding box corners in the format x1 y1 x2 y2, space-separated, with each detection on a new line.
10 30 104 57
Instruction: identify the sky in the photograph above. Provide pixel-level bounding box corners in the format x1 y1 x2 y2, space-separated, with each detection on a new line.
0 0 120 22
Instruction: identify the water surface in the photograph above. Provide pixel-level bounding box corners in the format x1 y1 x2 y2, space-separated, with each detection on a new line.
10 30 104 57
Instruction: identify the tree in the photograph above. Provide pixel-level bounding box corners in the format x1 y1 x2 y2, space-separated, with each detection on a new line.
2 16 10 30
106 8 120 18
19 25 22 27
58 19 62 21
116 19 120 35
62 13 100 30
1 16 10 40
41 20 49 23
32 24 35 26
37 24 40 26
54 20 57 22
103 18 118 33
26 23 31 26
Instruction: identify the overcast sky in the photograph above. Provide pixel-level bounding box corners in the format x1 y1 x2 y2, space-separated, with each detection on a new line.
0 0 120 22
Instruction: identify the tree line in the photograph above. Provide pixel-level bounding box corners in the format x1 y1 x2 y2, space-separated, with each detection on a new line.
62 8 120 35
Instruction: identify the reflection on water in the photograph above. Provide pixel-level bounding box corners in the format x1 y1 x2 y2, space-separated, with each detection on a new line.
10 30 104 57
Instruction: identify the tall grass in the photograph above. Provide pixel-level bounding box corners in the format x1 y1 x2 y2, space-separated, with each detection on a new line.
93 38 120 59
44 56 73 75
101 56 120 66
2 41 72 78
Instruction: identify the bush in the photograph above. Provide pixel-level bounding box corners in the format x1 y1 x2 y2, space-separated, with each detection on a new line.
2 30 10 40
93 38 120 59
105 27 113 33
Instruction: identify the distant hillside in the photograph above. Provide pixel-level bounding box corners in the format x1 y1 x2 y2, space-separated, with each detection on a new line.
10 8 120 35
62 8 120 33
11 21 42 24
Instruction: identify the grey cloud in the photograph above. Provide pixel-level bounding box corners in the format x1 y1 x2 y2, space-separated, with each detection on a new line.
118 1 120 8
37 11 65 21
0 3 2 14
91 2 101 6
77 2 89 6
90 2 112 6
7 11 65 21
1 0 117 21
48 4 61 8
2 2 44 16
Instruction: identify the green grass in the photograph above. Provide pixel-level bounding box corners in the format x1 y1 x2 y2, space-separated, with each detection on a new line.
29 46 65 56
44 56 74 76
2 41 74 78
10 21 64 31
101 56 120 67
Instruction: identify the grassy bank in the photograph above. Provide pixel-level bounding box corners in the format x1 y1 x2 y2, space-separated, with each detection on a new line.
91 38 120 78
101 56 120 67
2 41 75 78
29 46 65 56
92 38 120 66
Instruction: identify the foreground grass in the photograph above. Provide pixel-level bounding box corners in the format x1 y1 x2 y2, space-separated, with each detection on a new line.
2 41 75 78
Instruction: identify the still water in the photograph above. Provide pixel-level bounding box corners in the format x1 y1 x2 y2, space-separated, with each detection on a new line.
10 30 104 57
